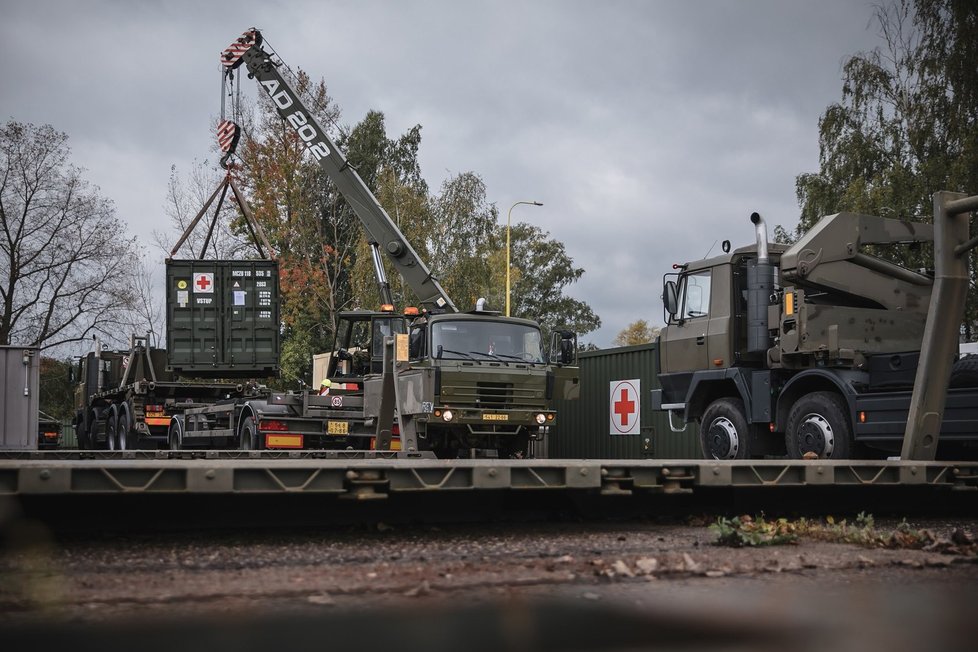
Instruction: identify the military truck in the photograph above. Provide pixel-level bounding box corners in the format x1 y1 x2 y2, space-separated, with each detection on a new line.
217 29 580 458
652 193 978 460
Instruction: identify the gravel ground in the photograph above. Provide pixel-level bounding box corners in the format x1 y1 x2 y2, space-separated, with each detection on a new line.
2 516 977 650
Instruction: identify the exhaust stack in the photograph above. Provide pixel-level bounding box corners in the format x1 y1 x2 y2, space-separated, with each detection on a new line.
750 212 769 262
746 212 775 354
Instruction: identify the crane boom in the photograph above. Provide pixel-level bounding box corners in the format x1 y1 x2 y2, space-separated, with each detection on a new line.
221 29 456 314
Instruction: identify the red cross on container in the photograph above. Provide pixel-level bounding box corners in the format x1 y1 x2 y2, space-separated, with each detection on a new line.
610 380 639 434
614 388 635 427
193 273 214 293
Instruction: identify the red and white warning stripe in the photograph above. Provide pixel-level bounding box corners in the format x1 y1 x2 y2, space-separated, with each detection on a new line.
220 30 258 69
217 120 240 153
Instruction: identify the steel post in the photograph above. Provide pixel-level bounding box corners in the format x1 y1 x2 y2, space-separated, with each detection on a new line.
902 192 976 460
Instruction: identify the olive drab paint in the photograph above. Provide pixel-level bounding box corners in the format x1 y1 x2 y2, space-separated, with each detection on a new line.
165 259 280 378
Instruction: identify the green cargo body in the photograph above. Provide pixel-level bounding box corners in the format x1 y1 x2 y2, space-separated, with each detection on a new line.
551 343 700 459
165 260 280 378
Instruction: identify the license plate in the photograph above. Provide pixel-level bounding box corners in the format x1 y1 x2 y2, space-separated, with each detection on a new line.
483 413 509 421
327 420 349 435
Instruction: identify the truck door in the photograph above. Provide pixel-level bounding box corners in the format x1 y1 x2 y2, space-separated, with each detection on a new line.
661 269 713 374
705 263 732 368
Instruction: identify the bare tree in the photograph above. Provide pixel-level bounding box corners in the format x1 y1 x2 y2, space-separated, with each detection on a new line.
0 121 140 350
120 252 165 348
155 160 254 260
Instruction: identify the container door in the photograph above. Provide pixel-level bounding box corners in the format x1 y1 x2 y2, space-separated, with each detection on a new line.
223 261 279 374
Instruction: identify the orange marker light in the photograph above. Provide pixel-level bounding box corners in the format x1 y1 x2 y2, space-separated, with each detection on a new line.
859 411 867 423
713 359 724 367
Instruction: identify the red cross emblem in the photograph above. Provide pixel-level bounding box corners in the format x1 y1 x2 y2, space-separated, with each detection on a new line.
610 380 640 434
193 273 214 293
614 389 635 425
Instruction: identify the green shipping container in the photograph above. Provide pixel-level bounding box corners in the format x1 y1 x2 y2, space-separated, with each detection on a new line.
166 259 280 378
550 342 700 459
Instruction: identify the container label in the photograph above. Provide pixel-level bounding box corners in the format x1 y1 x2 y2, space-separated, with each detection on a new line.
193 273 215 293
177 290 189 308
233 290 246 306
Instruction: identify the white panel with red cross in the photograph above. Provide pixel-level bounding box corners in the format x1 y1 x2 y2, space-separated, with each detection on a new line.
609 379 640 435
192 273 215 293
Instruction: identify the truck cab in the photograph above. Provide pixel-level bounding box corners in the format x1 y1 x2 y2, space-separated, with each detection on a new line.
654 209 945 461
323 308 577 457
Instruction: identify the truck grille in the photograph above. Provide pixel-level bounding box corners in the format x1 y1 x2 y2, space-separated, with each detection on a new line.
477 382 512 408
439 376 544 410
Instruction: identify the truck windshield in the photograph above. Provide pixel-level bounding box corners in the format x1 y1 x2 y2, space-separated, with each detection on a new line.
431 320 544 363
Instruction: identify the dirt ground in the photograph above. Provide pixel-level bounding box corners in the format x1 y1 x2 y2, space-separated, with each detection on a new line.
2 516 977 650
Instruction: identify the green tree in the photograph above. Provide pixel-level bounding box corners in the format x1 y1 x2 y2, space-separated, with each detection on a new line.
613 320 660 347
426 172 497 310
485 221 601 340
342 112 431 310
237 72 354 384
39 356 74 422
794 0 978 333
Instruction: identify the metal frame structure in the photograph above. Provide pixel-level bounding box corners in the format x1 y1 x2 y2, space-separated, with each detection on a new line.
2 456 976 497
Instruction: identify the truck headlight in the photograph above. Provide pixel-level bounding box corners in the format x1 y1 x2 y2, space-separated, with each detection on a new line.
535 413 547 425
442 410 454 422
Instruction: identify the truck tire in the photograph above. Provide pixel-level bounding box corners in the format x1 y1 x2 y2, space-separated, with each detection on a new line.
89 409 102 450
498 431 530 459
117 404 132 451
950 355 978 388
240 416 258 450
106 404 119 451
75 413 90 450
168 419 182 451
700 397 753 460
785 391 852 459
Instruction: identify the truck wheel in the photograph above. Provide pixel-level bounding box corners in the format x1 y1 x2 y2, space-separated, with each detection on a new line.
106 405 119 451
498 432 530 459
239 417 258 450
700 398 753 460
785 391 852 459
168 420 182 451
89 409 101 450
117 405 133 451
75 413 90 450
950 355 978 388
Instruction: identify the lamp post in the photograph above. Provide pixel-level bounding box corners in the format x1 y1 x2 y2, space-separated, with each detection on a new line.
506 200 543 317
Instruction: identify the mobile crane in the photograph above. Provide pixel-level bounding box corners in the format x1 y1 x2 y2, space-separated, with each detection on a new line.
653 191 978 460
218 29 579 457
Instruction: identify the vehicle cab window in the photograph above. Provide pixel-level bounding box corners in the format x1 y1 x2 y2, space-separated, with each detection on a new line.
679 270 712 320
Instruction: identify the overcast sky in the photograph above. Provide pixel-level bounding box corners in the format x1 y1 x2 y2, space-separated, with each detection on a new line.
0 0 883 347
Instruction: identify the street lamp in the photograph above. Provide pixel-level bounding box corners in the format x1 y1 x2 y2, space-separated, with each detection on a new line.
506 200 543 317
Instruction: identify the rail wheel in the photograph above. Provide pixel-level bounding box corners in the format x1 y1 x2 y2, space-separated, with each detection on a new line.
785 391 852 459
106 404 119 451
699 397 753 460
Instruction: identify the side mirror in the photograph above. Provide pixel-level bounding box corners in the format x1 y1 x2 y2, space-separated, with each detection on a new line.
68 366 76 384
550 330 577 365
664 280 679 316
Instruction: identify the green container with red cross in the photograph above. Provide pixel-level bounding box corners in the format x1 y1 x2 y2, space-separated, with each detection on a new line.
165 259 280 378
